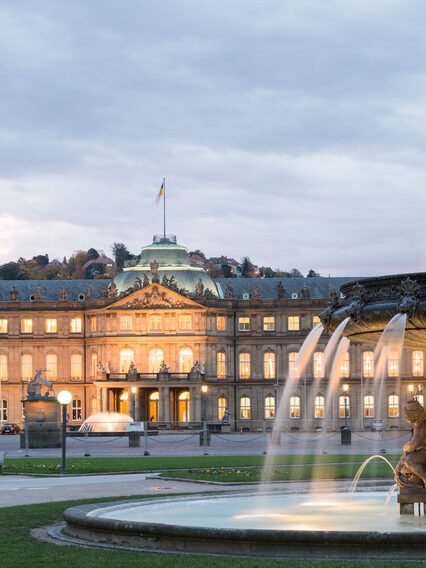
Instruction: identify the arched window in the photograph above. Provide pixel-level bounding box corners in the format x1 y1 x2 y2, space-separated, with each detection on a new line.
339 395 350 418
21 354 32 381
388 394 399 417
149 349 164 373
290 396 300 419
313 352 324 379
72 399 82 421
264 351 275 379
179 349 193 373
363 351 374 378
0 399 7 421
0 354 7 380
120 348 134 373
149 391 159 422
364 394 374 417
264 396 275 419
217 352 226 378
46 353 57 380
178 391 190 422
412 351 424 377
239 352 250 379
288 352 298 376
71 354 82 380
91 353 98 378
218 396 227 420
314 395 325 418
240 396 251 419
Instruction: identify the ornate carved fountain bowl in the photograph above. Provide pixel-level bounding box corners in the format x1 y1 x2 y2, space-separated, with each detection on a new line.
319 272 426 349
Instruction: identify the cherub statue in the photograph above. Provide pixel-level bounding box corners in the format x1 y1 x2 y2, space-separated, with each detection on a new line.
394 399 426 488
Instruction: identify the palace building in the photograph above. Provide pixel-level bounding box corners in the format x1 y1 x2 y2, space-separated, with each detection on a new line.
0 235 423 431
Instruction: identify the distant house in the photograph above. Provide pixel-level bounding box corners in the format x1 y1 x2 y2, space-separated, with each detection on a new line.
46 258 67 270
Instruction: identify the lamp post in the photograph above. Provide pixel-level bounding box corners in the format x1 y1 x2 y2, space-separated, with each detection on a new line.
57 390 72 474
201 384 208 454
341 384 351 445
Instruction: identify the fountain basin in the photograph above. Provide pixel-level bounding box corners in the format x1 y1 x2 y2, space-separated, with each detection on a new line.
321 272 426 349
63 491 426 560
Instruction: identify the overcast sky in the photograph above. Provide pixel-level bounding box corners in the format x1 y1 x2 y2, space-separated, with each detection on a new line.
0 1 425 276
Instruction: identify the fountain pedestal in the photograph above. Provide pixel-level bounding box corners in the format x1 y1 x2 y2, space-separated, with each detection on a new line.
398 486 426 515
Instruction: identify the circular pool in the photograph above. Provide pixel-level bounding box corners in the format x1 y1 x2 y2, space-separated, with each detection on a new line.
63 490 426 560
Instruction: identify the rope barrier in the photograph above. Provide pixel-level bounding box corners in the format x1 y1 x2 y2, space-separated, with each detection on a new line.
148 433 201 444
212 433 266 443
68 436 123 444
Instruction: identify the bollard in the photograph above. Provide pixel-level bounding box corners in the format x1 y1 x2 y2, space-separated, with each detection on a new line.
84 429 90 457
144 422 150 456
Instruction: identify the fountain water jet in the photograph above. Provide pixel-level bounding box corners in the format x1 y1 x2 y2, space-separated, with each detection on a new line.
78 412 133 433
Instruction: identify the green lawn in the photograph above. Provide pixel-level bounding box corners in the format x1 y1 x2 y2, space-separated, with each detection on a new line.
0 495 423 568
2 454 399 476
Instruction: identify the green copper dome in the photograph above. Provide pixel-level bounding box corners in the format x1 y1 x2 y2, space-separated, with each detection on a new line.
112 235 220 297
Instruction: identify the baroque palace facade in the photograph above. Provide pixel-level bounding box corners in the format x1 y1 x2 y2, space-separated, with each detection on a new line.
0 235 423 431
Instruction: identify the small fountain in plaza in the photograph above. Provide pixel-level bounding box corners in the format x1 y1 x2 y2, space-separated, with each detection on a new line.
62 272 426 559
78 412 133 433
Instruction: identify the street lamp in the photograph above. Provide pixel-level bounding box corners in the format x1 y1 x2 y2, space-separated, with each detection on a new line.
201 385 208 454
341 384 351 445
342 384 349 427
57 390 72 474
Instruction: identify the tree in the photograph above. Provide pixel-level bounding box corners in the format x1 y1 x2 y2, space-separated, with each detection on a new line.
0 262 20 279
112 242 132 269
221 264 234 278
87 248 100 260
241 257 255 278
85 263 106 279
32 254 49 266
307 269 320 277
188 249 206 259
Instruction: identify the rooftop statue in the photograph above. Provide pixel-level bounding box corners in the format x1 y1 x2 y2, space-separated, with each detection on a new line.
150 259 160 283
224 282 234 299
394 399 426 488
276 282 285 299
27 369 55 399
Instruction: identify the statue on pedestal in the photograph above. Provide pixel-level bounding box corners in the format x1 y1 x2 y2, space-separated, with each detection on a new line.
27 369 55 399
395 399 426 488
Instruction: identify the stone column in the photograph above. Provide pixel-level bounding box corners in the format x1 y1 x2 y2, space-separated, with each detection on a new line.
97 387 103 413
164 387 170 425
105 388 110 412
189 387 196 423
135 388 141 421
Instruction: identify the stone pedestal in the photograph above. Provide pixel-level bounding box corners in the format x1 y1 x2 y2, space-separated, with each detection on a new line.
20 398 61 448
340 426 351 445
398 486 426 515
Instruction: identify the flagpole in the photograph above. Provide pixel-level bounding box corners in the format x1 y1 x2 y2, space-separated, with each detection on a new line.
163 177 166 238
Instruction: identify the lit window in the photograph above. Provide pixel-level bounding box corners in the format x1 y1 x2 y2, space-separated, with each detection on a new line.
21 354 32 381
238 317 250 331
313 352 324 378
71 354 82 380
149 349 164 373
216 316 225 330
313 315 321 327
240 396 251 419
0 354 8 380
388 394 399 417
21 319 33 333
149 315 162 330
72 399 82 421
265 396 275 419
217 352 226 378
363 351 374 378
314 395 325 418
263 316 275 331
178 391 190 422
0 319 7 333
91 317 98 332
179 315 192 330
120 348 134 373
46 319 57 333
290 396 300 419
264 351 275 379
288 316 299 331
239 352 250 379
218 397 227 420
339 395 350 418
70 318 82 333
91 353 98 377
149 391 159 422
120 316 132 331
0 399 7 421
340 353 350 377
46 353 57 380
388 351 399 377
288 352 298 376
413 351 424 377
364 394 374 417
179 349 193 373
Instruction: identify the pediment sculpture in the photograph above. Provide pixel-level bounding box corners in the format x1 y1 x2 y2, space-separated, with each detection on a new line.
119 285 187 309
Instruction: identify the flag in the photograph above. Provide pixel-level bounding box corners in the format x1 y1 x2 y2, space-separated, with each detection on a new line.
155 182 164 205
